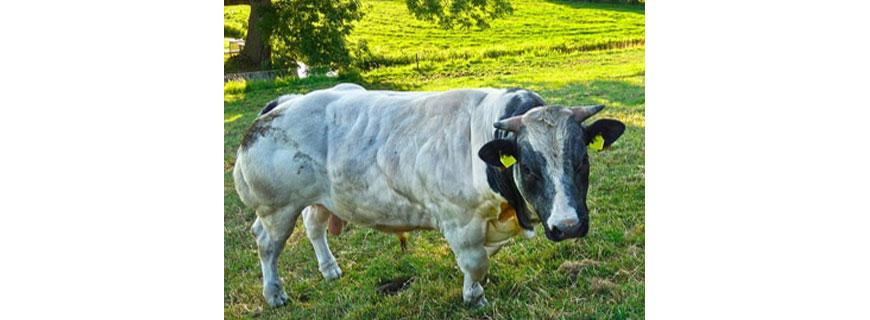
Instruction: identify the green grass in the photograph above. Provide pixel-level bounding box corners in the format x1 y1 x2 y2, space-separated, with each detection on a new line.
225 0 644 318
348 0 644 69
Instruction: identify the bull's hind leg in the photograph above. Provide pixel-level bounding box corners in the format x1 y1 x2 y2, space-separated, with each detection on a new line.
251 205 303 307
302 205 342 280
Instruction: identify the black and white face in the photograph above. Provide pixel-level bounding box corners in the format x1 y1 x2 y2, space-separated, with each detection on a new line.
513 111 592 241
478 105 625 242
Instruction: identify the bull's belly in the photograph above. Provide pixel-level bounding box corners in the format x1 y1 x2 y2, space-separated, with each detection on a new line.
326 194 438 233
323 162 460 233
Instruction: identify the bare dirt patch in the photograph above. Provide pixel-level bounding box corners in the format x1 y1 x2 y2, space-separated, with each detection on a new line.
558 259 602 276
590 278 618 293
376 276 414 296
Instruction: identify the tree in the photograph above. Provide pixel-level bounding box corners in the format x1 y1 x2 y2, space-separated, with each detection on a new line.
225 0 273 67
268 0 364 71
224 0 513 70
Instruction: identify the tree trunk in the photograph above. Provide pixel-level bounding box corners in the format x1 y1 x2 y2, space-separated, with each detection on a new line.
240 0 272 67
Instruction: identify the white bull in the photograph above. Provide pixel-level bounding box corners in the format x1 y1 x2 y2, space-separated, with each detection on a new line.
233 83 625 307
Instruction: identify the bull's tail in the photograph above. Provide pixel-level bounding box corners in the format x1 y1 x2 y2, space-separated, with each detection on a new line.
398 233 408 252
259 94 302 116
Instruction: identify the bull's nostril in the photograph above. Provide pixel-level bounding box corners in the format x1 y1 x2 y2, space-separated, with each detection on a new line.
556 220 579 233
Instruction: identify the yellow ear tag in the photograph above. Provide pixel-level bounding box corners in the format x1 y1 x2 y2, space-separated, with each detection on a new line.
499 154 517 168
588 134 605 151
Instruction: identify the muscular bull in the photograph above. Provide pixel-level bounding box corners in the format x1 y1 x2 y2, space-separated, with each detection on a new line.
233 83 625 307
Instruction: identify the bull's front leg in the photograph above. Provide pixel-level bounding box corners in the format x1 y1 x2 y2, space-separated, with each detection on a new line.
445 219 490 308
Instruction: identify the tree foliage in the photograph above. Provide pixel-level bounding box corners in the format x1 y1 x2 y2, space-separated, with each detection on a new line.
265 0 365 71
405 0 513 29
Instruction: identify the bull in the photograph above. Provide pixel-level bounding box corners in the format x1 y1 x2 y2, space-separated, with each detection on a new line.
233 83 625 307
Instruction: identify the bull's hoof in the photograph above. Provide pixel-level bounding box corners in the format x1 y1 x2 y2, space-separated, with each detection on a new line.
463 283 487 308
322 266 342 280
263 282 288 307
471 296 489 309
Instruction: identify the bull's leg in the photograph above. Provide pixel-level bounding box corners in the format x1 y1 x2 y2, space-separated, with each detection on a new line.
301 205 342 280
446 222 491 308
251 205 303 307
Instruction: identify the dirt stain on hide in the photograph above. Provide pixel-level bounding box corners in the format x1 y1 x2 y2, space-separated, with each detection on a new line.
240 110 284 150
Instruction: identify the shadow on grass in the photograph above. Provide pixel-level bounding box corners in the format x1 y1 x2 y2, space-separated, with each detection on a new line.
224 55 275 74
544 0 645 15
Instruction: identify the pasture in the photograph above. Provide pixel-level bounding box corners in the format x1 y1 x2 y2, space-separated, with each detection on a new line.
224 0 644 318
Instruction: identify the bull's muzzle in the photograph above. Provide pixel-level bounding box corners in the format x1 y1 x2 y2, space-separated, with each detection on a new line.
548 216 590 241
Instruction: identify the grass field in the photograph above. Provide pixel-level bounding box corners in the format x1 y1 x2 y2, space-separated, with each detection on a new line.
225 0 644 318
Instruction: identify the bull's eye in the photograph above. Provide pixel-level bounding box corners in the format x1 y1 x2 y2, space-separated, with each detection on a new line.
521 164 539 180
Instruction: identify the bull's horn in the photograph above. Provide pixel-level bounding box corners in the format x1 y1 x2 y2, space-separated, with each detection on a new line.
571 105 605 122
493 115 523 133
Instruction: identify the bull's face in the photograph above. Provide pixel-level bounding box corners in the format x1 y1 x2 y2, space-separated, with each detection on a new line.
478 105 625 242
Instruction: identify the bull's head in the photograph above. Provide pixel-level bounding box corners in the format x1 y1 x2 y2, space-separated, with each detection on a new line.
478 105 625 241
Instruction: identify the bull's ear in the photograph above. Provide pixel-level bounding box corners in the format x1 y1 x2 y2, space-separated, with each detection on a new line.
585 119 626 148
478 139 517 168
